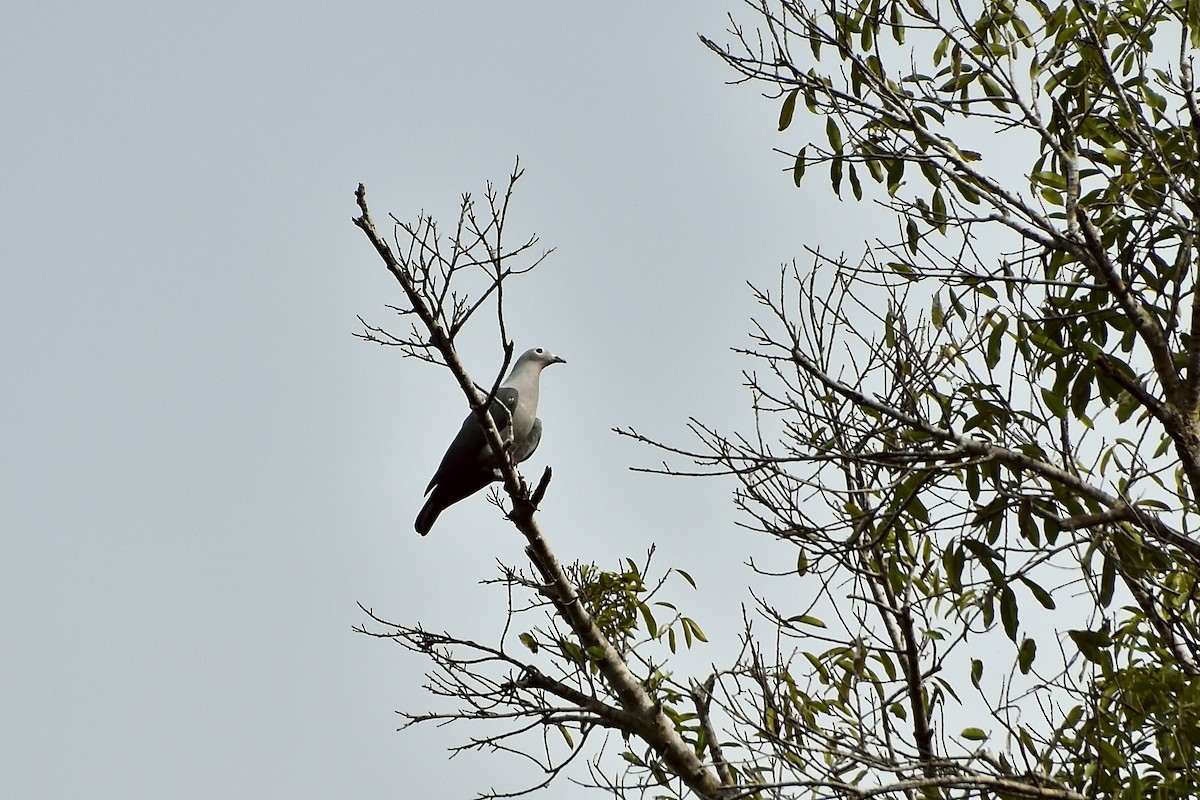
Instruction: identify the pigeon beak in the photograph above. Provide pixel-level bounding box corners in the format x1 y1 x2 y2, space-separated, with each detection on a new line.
552 355 567 365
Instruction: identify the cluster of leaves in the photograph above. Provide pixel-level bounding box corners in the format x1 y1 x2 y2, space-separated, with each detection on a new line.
534 556 708 667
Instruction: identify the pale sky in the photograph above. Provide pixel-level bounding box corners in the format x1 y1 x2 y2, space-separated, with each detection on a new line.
3 3 869 797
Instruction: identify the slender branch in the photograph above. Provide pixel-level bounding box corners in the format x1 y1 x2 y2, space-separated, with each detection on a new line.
690 674 735 787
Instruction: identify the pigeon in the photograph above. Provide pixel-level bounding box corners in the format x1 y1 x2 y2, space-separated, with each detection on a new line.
415 347 566 535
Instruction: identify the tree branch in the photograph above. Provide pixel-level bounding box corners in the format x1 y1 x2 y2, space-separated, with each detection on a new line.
354 182 728 799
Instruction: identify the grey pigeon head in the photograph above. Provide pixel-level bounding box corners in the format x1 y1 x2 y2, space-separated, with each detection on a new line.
514 347 567 370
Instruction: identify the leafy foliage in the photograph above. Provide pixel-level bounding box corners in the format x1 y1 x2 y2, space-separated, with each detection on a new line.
359 2 1200 797
681 0 1200 797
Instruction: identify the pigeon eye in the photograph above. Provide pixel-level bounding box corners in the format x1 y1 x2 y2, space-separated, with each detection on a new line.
535 348 544 354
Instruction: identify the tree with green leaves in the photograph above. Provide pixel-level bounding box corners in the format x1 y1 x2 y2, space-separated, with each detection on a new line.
356 1 1200 797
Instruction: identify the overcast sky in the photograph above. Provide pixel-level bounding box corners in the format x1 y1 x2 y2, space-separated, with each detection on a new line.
2 3 879 797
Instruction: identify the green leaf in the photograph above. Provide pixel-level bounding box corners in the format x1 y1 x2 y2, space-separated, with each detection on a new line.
919 159 941 187
945 543 965 592
1099 554 1116 608
865 155 884 182
1143 86 1167 118
970 658 983 687
826 116 843 152
963 538 1005 584
1000 585 1019 641
962 727 989 741
932 189 946 232
886 158 904 195
779 88 799 131
1102 146 1129 166
875 651 897 681
1012 13 1032 44
905 0 932 21
1043 516 1060 546
964 465 980 501
793 147 807 187
890 2 905 43
933 35 950 65
1017 500 1040 546
1068 628 1111 663
788 614 827 628
978 73 1009 110
1098 738 1126 769
906 491 929 524
954 174 980 204
985 315 1007 369
1040 386 1067 418
1070 367 1093 419
638 602 659 638
1018 638 1036 674
1018 576 1056 609
1031 170 1066 190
